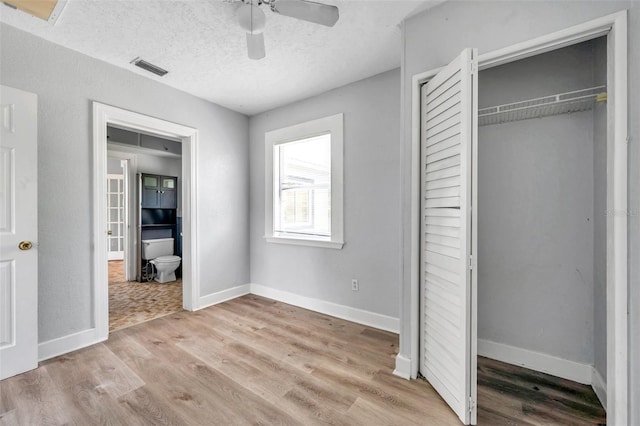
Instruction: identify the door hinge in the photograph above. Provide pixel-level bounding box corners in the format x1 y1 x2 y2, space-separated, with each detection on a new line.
468 255 473 270
469 396 476 413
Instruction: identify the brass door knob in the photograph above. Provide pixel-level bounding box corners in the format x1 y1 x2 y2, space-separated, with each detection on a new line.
18 241 32 251
107 230 113 235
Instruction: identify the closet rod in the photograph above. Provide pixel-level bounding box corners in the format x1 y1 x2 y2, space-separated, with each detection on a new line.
478 85 606 126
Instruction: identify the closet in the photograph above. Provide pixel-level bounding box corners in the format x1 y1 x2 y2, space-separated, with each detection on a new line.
475 37 607 416
418 37 610 424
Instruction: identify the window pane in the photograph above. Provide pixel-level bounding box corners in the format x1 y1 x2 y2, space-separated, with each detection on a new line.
143 176 158 188
275 134 331 237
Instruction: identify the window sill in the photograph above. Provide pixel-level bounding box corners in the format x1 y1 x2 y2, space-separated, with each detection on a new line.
264 236 344 249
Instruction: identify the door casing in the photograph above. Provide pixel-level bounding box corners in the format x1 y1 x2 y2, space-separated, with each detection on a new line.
93 102 199 341
403 10 628 425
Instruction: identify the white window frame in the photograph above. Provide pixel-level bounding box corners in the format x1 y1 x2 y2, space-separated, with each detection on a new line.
265 113 344 249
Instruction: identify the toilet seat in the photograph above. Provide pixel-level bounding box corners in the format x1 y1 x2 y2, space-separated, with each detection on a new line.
153 255 181 263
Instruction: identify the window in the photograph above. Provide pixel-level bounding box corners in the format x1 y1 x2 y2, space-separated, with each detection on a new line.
265 113 343 249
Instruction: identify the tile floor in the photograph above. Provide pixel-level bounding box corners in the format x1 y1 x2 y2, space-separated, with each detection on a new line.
108 260 183 332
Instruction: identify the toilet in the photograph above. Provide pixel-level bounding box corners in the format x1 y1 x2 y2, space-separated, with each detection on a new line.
141 238 181 283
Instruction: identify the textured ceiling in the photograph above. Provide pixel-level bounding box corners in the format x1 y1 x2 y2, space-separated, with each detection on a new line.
0 0 437 115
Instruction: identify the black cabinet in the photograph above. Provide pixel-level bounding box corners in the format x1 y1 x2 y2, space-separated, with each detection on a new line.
141 174 177 209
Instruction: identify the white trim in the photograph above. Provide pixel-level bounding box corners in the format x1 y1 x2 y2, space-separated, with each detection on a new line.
264 113 344 249
38 329 103 362
606 11 627 426
405 10 628 423
93 102 199 346
250 284 399 333
197 284 251 310
264 236 343 249
592 366 608 411
393 354 412 380
106 151 137 281
478 339 592 385
47 0 68 25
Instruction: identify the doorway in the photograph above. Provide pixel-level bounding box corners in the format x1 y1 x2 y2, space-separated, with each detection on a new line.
92 102 200 342
474 38 607 425
408 11 628 425
106 135 184 332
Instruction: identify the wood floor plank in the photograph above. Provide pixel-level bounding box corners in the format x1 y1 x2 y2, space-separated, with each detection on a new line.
0 295 606 425
0 409 18 426
228 296 395 360
160 314 362 425
119 320 302 426
477 356 606 425
220 298 395 371
56 379 137 426
0 366 72 425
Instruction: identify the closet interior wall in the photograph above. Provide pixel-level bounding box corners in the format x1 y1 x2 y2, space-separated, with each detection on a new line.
476 39 606 379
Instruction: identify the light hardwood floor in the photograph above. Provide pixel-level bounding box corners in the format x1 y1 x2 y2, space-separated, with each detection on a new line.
0 295 605 425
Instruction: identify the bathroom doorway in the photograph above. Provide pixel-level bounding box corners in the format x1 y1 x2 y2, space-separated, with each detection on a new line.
93 102 200 342
106 137 184 332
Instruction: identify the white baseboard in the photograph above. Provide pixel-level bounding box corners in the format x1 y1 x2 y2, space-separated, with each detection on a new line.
38 283 398 361
591 366 607 410
38 328 104 362
197 284 251 310
250 284 399 333
393 354 412 379
478 339 592 384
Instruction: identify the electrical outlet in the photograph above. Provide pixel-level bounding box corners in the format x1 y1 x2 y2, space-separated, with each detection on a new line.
351 279 359 291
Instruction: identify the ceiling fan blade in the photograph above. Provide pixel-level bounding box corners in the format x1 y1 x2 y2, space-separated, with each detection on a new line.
246 32 265 60
272 0 339 27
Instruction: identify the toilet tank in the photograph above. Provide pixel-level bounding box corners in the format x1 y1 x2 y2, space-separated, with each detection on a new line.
141 238 174 260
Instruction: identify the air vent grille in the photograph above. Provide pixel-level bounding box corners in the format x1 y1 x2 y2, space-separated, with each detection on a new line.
131 57 168 77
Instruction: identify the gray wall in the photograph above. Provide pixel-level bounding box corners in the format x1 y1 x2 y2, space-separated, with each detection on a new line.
108 151 181 177
135 153 181 179
107 158 123 175
400 1 638 421
477 43 598 364
0 23 250 343
593 36 608 383
249 69 401 319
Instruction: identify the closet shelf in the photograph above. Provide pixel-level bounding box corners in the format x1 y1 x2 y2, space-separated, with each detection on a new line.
478 85 606 126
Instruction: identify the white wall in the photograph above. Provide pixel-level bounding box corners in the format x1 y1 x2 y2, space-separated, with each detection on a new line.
477 43 598 365
249 69 402 323
0 23 250 343
400 1 638 421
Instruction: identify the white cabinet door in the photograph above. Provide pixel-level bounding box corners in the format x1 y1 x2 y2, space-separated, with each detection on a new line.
420 48 478 424
0 85 38 380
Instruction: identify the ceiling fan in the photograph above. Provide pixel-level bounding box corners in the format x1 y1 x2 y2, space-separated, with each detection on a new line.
235 0 339 60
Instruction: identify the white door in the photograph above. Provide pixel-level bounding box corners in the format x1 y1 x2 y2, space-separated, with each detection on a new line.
419 49 478 424
107 174 124 261
0 85 38 380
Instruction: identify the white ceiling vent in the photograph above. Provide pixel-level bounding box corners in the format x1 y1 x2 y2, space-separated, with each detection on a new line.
130 57 169 77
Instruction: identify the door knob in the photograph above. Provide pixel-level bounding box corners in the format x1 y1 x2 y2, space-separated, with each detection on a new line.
107 230 113 235
18 241 32 251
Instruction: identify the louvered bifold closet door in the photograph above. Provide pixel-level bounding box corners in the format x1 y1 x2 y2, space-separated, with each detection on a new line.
420 48 477 425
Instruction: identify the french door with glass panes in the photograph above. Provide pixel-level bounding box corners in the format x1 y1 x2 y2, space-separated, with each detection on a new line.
107 174 124 260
